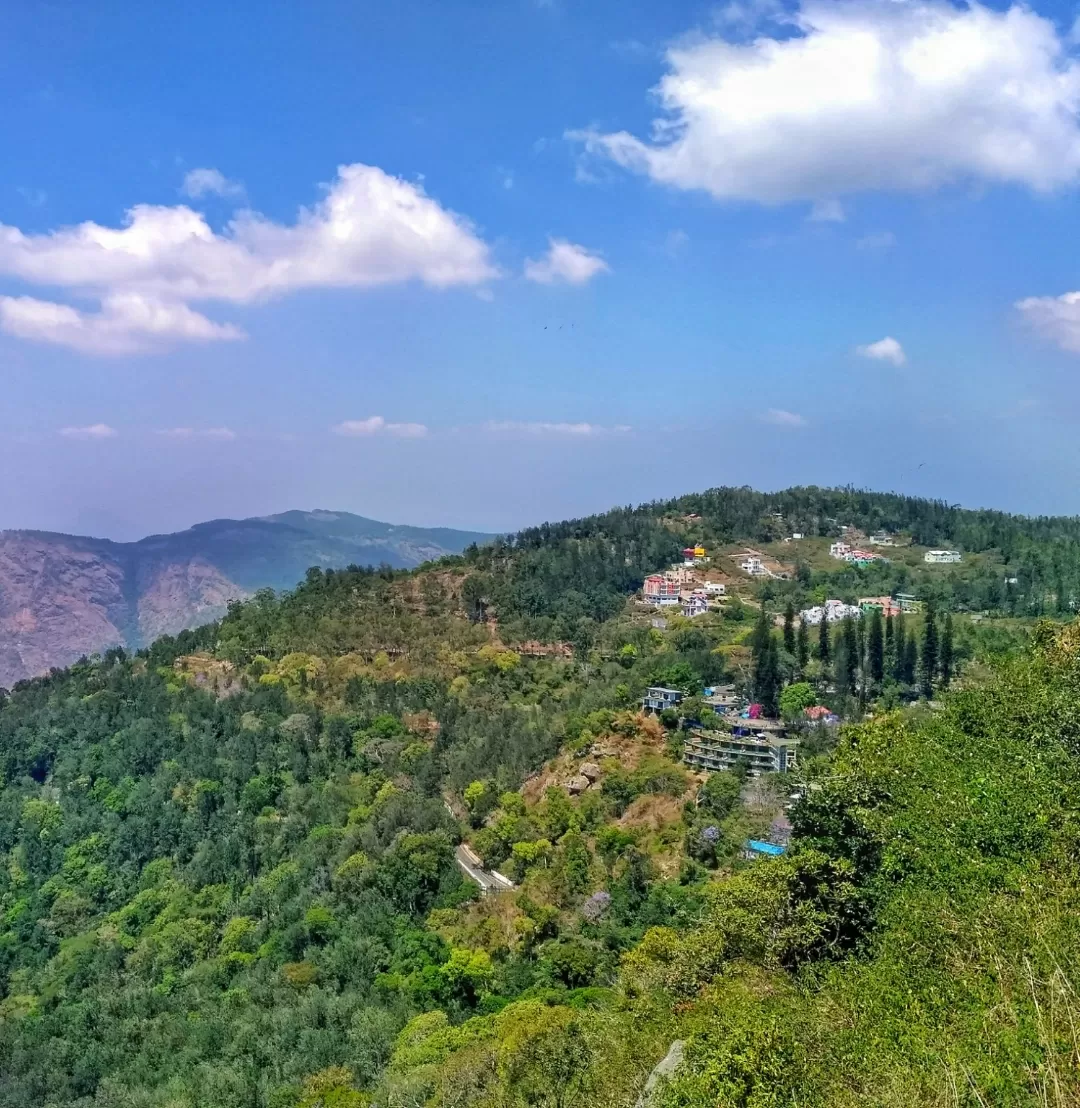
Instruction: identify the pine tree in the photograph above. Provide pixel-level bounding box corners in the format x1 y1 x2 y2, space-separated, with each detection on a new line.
939 611 954 689
894 614 907 683
920 602 938 699
796 617 810 674
754 632 781 717
842 616 859 698
783 601 796 655
750 607 770 665
903 633 918 686
884 611 895 678
855 616 867 697
868 608 885 686
817 613 831 665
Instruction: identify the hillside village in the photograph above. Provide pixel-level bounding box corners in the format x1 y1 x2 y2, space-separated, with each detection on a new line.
622 520 978 850
4 486 1080 1107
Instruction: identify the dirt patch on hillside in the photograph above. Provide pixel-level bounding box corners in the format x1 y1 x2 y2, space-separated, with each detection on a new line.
521 713 669 804
617 792 687 832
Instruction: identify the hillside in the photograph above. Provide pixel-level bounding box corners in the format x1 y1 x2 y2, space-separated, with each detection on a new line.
1 485 1079 1106
0 511 491 688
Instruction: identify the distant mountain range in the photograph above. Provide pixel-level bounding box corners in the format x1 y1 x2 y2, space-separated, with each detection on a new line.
0 510 491 688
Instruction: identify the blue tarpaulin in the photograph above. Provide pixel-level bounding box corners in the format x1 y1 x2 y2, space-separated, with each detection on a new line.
746 839 786 856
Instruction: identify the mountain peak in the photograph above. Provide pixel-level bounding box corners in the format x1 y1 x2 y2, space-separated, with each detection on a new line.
0 510 491 687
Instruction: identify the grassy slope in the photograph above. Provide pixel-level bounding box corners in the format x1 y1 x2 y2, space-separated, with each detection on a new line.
394 621 1080 1106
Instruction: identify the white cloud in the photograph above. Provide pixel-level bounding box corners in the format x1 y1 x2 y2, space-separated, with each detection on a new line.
158 426 237 441
181 168 244 199
58 423 116 439
856 336 906 365
0 163 498 355
332 417 428 438
762 409 807 427
524 238 609 285
1016 291 1080 352
809 199 845 223
483 421 630 435
572 1 1080 205
0 293 244 356
856 231 896 251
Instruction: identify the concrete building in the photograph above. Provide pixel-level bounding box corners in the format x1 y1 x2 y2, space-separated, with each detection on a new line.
642 686 685 713
703 581 727 596
800 599 862 625
829 541 851 559
740 556 768 576
924 550 962 564
643 574 679 604
682 721 800 775
682 590 709 618
859 596 902 618
895 593 923 613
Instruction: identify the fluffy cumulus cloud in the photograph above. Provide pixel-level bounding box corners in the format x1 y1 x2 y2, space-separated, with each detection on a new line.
0 293 244 356
181 168 244 199
856 336 906 365
524 239 609 285
0 163 497 355
573 1 1080 205
1015 291 1080 352
332 417 428 438
58 423 116 439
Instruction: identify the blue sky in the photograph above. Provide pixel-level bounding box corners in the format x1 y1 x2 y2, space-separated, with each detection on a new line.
5 0 1080 539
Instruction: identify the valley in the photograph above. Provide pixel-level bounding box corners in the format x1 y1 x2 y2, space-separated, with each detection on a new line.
0 485 1078 1107
0 510 490 688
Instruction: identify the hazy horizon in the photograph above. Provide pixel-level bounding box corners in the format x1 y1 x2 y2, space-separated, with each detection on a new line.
6 0 1080 538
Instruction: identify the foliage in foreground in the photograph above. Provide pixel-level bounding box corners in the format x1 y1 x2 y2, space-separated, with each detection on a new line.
397 621 1080 1106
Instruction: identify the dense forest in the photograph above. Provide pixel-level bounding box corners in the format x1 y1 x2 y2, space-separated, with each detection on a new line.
464 485 1080 641
2 485 1080 1105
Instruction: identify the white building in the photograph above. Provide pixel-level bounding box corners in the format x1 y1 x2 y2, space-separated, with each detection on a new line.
682 590 709 618
704 581 726 596
740 556 768 576
829 541 851 560
924 550 962 564
800 599 862 625
868 532 895 546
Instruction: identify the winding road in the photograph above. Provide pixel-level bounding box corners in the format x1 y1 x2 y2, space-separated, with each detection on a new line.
454 843 516 894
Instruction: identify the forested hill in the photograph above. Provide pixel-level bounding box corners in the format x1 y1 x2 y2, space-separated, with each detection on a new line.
459 484 1080 638
2 484 1080 1106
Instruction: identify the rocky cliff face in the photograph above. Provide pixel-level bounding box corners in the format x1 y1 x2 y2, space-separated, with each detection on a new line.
0 533 130 686
0 511 490 688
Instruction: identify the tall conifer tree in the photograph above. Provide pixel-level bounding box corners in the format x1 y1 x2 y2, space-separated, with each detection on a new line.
754 632 781 717
842 616 859 697
939 611 954 689
894 614 907 683
783 601 796 655
817 612 831 666
868 608 885 686
904 633 918 686
920 602 939 699
796 617 810 674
